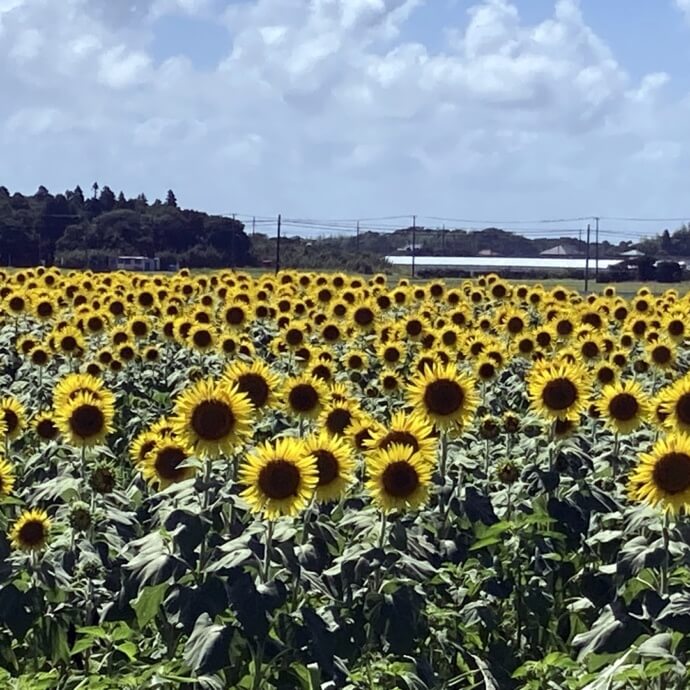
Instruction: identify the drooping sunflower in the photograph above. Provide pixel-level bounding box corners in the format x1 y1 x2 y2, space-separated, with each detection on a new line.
0 397 26 441
596 380 651 435
55 390 115 447
221 360 281 414
141 438 196 490
0 458 16 495
629 433 690 514
238 437 317 519
527 361 591 421
365 443 432 512
407 363 478 432
9 508 51 551
172 378 254 457
303 432 356 503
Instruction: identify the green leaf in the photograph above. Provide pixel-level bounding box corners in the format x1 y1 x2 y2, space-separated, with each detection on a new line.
132 582 168 628
116 641 138 662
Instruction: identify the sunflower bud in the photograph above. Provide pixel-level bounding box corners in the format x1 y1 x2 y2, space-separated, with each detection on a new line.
90 464 116 494
497 461 520 485
69 502 92 532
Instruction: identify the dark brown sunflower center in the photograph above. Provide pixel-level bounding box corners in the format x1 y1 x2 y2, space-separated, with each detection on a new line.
609 393 639 421
652 346 672 364
191 401 234 440
582 342 599 358
193 330 212 348
536 332 551 347
423 379 464 416
139 292 154 307
541 378 577 411
382 461 419 498
286 329 303 346
37 302 52 317
9 297 24 311
258 460 301 499
669 320 684 337
70 405 105 438
4 410 18 434
406 320 423 336
289 384 319 413
674 393 690 425
597 367 615 385
61 336 78 351
132 321 147 336
382 375 398 390
37 418 58 439
119 346 135 361
323 325 340 341
349 355 363 369
225 307 244 325
354 307 374 326
140 440 156 460
19 520 45 546
312 364 331 381
313 450 339 486
326 408 352 435
554 418 575 436
380 431 419 453
653 452 690 494
384 347 400 363
155 446 188 481
32 350 48 365
237 373 269 408
507 316 524 334
556 320 573 336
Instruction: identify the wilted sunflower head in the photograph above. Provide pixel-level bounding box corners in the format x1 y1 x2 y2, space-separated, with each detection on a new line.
629 432 690 514
365 443 433 513
90 462 117 494
238 437 318 519
10 508 51 552
479 415 501 441
497 460 520 485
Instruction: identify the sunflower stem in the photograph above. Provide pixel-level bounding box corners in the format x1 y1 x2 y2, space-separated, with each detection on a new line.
262 520 274 582
660 511 671 596
484 438 491 477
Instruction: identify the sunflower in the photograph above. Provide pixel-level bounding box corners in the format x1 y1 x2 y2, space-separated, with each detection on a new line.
407 363 478 432
597 380 651 435
173 378 254 457
365 411 437 463
365 443 432 512
53 373 106 409
188 324 217 352
56 391 115 447
221 360 281 414
629 433 690 514
141 438 196 489
303 432 356 503
0 458 16 495
319 401 359 437
377 341 405 369
34 411 60 442
130 429 160 466
527 361 591 421
0 397 26 440
283 375 328 420
238 437 317 519
647 340 675 370
53 325 85 356
9 508 51 551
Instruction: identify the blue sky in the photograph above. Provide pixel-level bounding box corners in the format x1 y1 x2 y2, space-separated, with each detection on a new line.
2 0 690 240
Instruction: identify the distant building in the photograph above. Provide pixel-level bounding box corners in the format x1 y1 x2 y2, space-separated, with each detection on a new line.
396 243 423 253
540 244 584 257
478 248 501 257
115 256 160 271
620 249 644 257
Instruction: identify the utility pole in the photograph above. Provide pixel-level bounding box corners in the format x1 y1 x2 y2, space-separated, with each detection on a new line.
594 216 600 282
441 224 446 253
411 215 417 278
356 220 360 252
252 216 256 236
584 223 591 293
275 214 281 274
231 213 236 269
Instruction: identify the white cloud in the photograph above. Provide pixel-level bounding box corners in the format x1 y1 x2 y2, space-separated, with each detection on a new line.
0 0 687 225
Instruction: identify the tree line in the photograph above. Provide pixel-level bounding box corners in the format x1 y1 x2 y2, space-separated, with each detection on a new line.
0 185 251 269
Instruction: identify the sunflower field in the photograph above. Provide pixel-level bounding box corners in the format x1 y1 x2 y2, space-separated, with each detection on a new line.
2 267 690 689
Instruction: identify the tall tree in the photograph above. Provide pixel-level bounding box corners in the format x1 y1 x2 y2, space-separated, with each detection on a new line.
165 189 178 208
